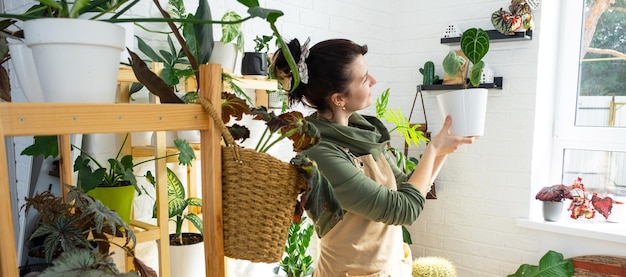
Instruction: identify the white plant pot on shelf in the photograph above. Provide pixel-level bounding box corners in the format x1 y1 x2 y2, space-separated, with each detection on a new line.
24 18 125 103
170 234 205 277
8 42 44 102
208 41 239 74
436 88 488 137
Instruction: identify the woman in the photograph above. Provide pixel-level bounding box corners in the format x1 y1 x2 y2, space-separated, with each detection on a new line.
272 38 475 276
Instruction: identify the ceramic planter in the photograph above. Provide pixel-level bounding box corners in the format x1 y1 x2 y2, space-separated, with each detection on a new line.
170 233 205 277
542 201 564 222
8 43 44 102
23 18 125 103
208 42 239 74
241 52 268 76
87 184 135 224
436 88 488 136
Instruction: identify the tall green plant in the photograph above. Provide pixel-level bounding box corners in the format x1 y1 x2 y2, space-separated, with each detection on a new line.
278 218 314 277
442 28 490 88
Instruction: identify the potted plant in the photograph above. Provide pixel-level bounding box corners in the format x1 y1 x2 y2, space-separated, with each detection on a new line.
209 10 244 74
242 34 274 76
535 183 572 222
20 134 195 224
438 27 490 136
0 0 133 103
146 167 204 277
273 217 315 277
22 185 156 276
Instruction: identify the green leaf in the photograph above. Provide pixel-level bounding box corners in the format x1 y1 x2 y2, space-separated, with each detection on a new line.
20 135 58 158
507 250 574 277
193 0 214 64
174 139 196 166
136 36 164 63
220 11 244 52
460 28 490 65
469 61 485 87
442 51 466 78
185 213 203 235
375 88 390 118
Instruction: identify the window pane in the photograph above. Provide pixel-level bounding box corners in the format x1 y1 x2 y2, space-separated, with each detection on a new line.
562 149 626 197
576 0 626 127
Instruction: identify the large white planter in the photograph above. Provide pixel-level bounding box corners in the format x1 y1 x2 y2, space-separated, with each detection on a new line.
8 42 44 102
24 18 125 103
436 88 488 136
170 233 206 277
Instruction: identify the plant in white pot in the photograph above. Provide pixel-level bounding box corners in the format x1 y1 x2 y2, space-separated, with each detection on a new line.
146 167 204 277
0 0 133 103
534 183 572 222
439 27 490 136
209 10 245 74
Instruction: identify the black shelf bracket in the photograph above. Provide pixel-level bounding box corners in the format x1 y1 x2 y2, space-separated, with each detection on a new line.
418 77 503 91
440 30 532 45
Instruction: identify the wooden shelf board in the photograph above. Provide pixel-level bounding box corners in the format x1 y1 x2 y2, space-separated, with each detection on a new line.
0 103 212 136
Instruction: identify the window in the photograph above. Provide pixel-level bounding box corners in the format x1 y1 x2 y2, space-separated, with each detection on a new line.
552 0 626 208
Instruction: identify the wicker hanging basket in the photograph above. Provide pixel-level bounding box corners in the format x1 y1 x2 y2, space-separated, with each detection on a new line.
197 97 307 263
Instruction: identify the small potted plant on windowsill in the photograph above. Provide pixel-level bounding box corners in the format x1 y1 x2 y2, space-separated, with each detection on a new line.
438 27 491 137
535 184 572 222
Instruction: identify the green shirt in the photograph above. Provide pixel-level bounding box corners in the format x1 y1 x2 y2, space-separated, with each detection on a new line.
304 113 425 237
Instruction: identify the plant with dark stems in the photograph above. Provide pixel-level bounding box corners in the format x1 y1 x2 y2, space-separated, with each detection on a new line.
24 185 156 276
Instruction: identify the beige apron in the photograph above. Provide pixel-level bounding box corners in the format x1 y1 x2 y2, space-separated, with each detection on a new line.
315 152 412 277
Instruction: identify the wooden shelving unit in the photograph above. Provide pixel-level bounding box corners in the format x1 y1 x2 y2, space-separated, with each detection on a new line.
0 64 231 277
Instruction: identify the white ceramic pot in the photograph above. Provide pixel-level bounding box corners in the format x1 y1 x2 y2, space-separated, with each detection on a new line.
170 233 205 277
208 42 239 74
24 18 125 103
8 42 44 102
436 88 488 136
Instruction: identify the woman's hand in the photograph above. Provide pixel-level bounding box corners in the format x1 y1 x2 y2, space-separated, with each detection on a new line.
429 115 476 156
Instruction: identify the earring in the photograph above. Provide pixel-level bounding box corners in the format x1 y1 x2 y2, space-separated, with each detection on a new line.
342 106 346 110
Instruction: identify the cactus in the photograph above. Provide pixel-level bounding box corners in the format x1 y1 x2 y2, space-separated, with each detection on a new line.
419 61 440 85
412 256 458 277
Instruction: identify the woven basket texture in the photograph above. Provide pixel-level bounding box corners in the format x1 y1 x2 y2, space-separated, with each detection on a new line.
221 145 306 263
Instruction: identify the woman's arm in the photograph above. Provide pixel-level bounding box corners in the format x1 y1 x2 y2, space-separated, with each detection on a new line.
407 116 474 195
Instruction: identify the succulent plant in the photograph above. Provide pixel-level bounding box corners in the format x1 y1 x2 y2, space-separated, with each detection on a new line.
412 256 458 277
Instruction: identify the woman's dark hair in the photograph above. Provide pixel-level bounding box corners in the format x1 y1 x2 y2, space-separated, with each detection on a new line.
271 38 368 112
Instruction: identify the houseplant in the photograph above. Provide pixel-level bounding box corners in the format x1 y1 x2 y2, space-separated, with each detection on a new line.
507 250 574 277
535 183 572 222
0 0 132 103
242 34 274 76
23 185 156 276
274 217 314 277
208 10 244 74
146 167 204 277
438 27 490 136
21 134 195 223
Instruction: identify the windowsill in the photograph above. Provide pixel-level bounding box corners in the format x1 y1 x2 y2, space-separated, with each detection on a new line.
516 218 626 244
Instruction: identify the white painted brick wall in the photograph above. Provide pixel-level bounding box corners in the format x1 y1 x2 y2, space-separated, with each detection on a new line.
4 0 625 275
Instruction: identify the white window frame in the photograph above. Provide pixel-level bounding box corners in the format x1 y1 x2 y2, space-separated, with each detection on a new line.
518 0 626 244
550 0 626 183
